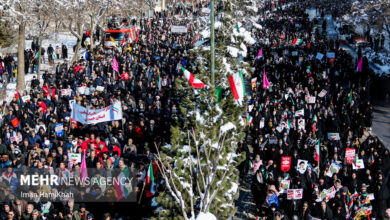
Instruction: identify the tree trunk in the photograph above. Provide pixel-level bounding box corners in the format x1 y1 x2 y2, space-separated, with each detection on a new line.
17 23 26 90
70 21 83 63
90 16 95 53
37 36 42 85
71 38 82 63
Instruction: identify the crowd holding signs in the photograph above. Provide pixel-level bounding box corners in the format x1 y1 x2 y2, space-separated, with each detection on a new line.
244 0 389 219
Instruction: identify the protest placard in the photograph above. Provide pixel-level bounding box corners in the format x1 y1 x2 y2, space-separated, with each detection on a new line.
61 89 72 97
326 52 335 58
96 86 105 92
316 52 324 60
298 119 305 130
21 95 31 102
55 123 64 137
294 109 304 117
297 160 308 174
345 148 356 164
281 157 291 172
171 26 187 33
69 153 81 164
318 89 327 98
77 87 86 95
352 159 365 170
328 133 340 140
287 189 303 200
305 96 316 104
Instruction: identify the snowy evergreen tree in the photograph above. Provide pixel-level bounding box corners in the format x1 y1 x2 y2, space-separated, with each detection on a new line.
153 0 258 219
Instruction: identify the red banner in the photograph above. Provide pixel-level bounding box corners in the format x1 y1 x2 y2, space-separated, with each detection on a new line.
281 156 291 172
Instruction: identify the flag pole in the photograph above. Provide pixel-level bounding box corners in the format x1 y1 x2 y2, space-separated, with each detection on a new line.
210 0 215 87
138 181 146 204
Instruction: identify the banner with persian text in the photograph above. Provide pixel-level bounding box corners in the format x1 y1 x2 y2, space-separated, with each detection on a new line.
71 102 122 124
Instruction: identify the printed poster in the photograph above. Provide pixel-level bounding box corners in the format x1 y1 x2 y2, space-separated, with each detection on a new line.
298 119 305 130
345 148 356 164
328 133 340 140
287 189 303 200
297 159 308 174
61 89 72 97
69 153 81 164
318 89 327 98
316 52 324 60
352 159 365 170
55 123 64 137
21 95 31 102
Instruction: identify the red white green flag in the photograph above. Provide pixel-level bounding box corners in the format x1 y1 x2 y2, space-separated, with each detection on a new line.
146 162 155 197
316 140 320 163
181 67 205 89
293 38 303 46
228 70 246 101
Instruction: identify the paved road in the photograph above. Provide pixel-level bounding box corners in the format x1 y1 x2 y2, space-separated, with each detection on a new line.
372 101 390 149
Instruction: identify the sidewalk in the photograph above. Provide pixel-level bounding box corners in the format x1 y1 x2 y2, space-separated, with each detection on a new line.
372 100 390 149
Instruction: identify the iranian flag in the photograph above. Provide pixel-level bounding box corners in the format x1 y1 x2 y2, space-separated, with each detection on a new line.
293 38 303 46
247 115 253 124
113 166 130 200
228 70 246 101
294 109 304 117
315 139 320 164
181 67 205 89
311 24 318 34
146 162 155 197
286 120 292 129
249 160 254 169
313 114 317 123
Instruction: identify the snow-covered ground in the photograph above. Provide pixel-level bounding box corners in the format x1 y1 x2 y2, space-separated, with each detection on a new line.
307 8 389 75
1 32 85 104
2 73 37 104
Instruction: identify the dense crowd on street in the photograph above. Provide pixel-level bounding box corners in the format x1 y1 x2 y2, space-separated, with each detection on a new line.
0 0 389 219
242 1 390 220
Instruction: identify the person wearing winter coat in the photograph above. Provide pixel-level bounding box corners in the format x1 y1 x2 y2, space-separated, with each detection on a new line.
316 201 333 220
55 46 61 59
374 172 389 219
251 170 267 210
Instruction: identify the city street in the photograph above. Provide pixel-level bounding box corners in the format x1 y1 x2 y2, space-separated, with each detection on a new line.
373 101 390 148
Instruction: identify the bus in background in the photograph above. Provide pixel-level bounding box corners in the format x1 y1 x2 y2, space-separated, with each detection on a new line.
104 27 139 49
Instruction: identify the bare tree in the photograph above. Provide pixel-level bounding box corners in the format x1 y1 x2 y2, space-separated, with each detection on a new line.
144 0 156 15
85 0 111 53
57 0 87 63
2 0 36 90
28 0 56 83
120 0 146 20
343 0 390 39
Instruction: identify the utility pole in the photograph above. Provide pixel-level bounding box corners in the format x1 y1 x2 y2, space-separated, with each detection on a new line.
210 0 215 86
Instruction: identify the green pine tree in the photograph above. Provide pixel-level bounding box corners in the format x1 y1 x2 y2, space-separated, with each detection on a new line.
153 0 257 219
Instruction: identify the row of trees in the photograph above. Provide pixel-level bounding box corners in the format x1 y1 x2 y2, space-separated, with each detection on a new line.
341 0 390 40
0 0 155 90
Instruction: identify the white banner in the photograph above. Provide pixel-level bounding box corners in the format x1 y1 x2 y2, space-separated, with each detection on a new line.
171 25 187 33
71 101 123 124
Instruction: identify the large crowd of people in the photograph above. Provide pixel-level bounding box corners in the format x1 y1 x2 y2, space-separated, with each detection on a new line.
242 1 389 220
0 0 388 219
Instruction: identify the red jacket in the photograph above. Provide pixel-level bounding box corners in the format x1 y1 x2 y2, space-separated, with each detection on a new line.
38 102 47 114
